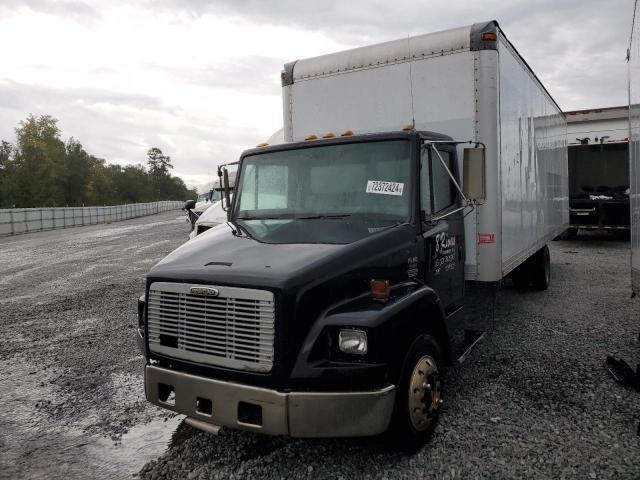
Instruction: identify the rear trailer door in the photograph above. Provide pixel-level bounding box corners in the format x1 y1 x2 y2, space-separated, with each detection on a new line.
568 143 630 230
630 2 640 295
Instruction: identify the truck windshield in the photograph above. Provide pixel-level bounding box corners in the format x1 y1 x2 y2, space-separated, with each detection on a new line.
232 140 412 244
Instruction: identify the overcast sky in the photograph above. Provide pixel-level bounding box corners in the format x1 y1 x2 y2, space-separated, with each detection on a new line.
0 0 634 190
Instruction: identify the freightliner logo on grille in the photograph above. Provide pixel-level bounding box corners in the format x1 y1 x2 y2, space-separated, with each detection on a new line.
189 286 220 297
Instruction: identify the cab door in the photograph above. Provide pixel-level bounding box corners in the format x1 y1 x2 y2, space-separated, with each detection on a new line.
420 146 465 312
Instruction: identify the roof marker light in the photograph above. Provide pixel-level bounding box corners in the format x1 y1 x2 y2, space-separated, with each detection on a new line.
256 142 269 147
341 130 354 136
305 134 318 141
322 133 335 139
402 124 415 131
481 32 497 41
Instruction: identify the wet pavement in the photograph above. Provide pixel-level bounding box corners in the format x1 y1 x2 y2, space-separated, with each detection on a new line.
0 212 190 479
1 216 640 479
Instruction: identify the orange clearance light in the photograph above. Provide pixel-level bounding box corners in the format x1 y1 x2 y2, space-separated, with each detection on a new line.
481 32 497 41
256 142 269 147
402 124 415 131
305 134 318 141
341 130 354 136
322 133 335 138
371 279 390 301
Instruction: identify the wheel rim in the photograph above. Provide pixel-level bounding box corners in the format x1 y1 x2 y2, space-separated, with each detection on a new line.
408 355 442 431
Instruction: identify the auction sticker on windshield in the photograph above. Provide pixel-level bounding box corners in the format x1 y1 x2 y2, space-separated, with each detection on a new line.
366 181 404 196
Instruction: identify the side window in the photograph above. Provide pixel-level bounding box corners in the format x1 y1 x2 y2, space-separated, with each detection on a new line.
431 150 455 213
420 149 432 215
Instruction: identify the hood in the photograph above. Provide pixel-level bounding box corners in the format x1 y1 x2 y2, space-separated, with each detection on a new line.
149 221 417 292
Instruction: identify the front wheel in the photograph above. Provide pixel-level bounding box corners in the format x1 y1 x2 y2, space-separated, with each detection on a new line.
388 334 443 451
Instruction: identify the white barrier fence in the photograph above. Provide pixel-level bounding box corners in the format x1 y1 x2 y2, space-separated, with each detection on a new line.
0 201 184 236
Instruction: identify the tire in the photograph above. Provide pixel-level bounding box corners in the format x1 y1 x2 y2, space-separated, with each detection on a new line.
510 263 531 289
388 334 443 452
531 245 551 290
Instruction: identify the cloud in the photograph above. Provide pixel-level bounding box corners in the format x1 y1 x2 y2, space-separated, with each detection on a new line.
154 0 633 110
150 55 283 95
0 0 634 192
0 0 100 23
0 81 167 112
0 81 274 190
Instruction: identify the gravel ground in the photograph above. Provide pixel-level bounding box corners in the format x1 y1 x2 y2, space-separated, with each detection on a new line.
138 235 640 480
0 211 190 480
1 215 639 479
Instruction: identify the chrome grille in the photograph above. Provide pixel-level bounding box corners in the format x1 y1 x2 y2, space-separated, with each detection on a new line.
147 282 275 372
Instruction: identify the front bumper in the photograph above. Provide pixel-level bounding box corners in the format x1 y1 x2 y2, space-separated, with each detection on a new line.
145 365 395 437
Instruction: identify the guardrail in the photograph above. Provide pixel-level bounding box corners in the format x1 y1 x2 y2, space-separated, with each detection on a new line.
0 201 184 236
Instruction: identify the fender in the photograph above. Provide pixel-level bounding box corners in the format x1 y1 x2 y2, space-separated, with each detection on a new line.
290 281 451 383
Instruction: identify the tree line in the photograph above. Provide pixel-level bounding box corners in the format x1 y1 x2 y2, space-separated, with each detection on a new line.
0 115 197 208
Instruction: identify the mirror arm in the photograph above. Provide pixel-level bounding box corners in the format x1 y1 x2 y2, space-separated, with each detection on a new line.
430 144 469 205
428 205 468 224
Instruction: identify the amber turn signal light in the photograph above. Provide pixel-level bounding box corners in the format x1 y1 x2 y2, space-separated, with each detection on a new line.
371 279 390 301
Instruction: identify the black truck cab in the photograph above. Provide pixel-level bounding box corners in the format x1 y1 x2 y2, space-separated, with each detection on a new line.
140 131 469 446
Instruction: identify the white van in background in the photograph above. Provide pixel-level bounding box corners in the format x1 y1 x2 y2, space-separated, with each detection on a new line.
188 196 232 239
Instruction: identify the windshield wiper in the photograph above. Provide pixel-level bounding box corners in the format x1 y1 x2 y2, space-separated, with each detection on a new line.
236 216 287 220
293 214 352 220
236 214 352 221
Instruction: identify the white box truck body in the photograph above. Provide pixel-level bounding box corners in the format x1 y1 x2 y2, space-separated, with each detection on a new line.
282 21 568 282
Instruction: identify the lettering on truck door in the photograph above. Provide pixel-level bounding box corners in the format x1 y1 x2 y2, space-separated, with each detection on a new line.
420 147 465 311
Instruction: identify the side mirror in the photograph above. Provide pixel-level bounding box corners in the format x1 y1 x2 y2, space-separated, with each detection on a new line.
463 147 486 201
223 169 231 210
183 199 196 210
218 166 232 214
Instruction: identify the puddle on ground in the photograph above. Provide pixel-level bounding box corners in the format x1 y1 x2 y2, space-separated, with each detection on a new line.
88 415 184 478
0 357 182 479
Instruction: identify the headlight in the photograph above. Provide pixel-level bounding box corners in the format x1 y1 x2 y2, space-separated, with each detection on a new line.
338 329 367 355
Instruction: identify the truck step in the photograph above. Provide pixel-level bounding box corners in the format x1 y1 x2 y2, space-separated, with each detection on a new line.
456 329 486 364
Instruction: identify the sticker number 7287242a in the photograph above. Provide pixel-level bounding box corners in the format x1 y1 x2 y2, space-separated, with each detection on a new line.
365 180 404 196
